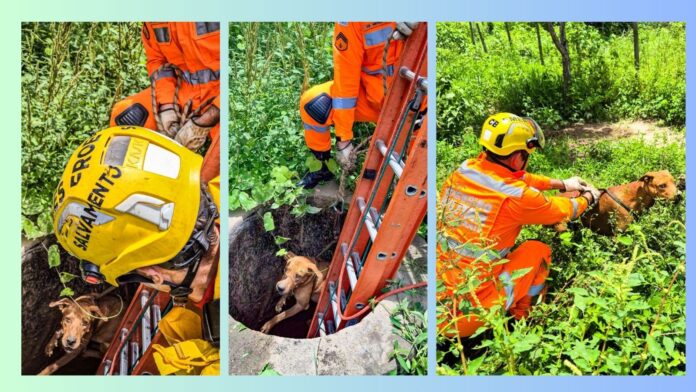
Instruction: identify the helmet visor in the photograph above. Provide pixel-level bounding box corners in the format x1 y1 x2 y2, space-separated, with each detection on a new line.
523 117 545 149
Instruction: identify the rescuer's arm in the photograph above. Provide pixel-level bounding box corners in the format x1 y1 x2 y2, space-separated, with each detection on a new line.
142 23 177 107
507 187 591 225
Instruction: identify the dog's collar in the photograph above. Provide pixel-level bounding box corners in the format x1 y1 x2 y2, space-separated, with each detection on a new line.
600 188 639 220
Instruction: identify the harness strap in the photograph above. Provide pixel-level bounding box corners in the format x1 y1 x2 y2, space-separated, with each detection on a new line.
600 188 639 219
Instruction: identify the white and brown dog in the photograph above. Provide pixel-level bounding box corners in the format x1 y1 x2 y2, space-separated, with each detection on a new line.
260 252 328 334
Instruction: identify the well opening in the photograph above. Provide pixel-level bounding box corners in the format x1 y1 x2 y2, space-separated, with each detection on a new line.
228 197 345 338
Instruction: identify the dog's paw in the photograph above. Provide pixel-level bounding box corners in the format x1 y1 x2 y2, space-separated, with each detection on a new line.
44 344 54 357
275 303 283 312
260 322 272 334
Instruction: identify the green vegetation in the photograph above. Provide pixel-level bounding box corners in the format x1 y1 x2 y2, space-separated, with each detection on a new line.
228 22 332 211
228 22 371 211
437 22 685 142
230 23 427 375
21 22 146 239
436 22 685 375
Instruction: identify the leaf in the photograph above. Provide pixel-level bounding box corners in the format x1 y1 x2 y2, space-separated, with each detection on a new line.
305 156 322 172
305 205 322 214
274 236 290 245
48 244 61 268
663 336 675 356
647 335 666 360
59 287 74 297
276 248 288 257
259 363 280 376
326 158 339 174
263 212 275 231
59 272 77 284
510 267 533 281
22 217 43 240
466 354 485 374
238 191 258 211
616 235 633 246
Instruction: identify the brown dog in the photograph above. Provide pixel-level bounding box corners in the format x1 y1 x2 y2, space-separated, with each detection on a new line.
560 170 680 235
40 293 122 375
260 252 329 334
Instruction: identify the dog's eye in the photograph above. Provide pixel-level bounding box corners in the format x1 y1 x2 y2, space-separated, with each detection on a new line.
659 184 667 189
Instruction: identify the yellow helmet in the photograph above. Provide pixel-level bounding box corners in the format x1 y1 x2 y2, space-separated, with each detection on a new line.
52 126 204 286
478 112 545 156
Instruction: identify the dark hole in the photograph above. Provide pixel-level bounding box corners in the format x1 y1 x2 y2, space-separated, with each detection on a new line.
228 197 345 338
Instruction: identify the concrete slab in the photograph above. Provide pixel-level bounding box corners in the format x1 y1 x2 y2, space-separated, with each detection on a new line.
229 316 321 375
229 300 403 375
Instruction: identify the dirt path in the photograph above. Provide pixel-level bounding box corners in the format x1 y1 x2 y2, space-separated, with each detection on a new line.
551 120 684 147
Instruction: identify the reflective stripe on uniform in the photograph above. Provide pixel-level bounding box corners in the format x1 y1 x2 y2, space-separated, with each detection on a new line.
303 122 330 133
570 198 579 219
332 97 357 109
445 236 510 261
361 64 394 76
364 26 392 46
150 67 220 85
458 162 524 198
528 284 545 296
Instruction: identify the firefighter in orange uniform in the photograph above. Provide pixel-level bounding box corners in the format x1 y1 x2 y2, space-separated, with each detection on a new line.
110 22 220 183
437 113 601 337
297 22 419 188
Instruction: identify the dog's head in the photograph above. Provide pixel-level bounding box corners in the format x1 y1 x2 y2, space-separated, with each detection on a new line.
641 170 679 201
49 295 105 352
276 255 320 296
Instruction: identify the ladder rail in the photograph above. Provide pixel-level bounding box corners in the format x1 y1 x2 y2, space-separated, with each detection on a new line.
308 23 428 338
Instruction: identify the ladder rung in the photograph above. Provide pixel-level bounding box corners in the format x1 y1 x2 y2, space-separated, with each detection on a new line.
103 360 112 375
329 281 342 328
317 312 326 337
375 139 405 178
340 242 358 291
130 342 140 368
119 328 129 375
140 291 151 351
351 252 362 275
356 198 378 241
346 255 358 290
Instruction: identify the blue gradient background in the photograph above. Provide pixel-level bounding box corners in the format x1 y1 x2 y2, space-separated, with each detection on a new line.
1 0 693 390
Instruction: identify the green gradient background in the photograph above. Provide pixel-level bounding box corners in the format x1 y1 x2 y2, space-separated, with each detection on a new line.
2 0 695 390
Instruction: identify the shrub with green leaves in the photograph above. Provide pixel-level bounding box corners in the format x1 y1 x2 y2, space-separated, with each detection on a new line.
229 22 372 211
21 22 146 239
436 131 685 375
436 22 685 143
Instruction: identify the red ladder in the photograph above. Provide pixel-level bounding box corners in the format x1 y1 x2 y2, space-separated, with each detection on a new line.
307 23 428 338
96 284 171 375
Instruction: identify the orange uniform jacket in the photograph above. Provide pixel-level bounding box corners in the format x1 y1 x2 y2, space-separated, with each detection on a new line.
438 153 589 293
143 22 221 112
331 22 403 142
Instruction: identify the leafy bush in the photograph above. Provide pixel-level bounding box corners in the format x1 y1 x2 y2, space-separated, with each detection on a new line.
436 22 685 143
21 23 146 238
229 22 373 210
436 131 686 375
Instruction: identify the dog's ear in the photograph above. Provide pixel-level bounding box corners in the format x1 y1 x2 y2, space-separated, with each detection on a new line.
306 262 324 287
640 173 654 184
283 251 296 262
49 298 70 310
87 304 107 320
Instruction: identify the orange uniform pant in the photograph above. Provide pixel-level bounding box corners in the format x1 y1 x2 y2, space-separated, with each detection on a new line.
440 240 551 337
110 88 220 184
299 81 381 152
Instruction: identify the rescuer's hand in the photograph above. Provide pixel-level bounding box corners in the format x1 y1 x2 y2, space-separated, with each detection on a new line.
336 140 355 172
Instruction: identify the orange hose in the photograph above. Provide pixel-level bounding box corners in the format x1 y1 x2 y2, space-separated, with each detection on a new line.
338 280 427 321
